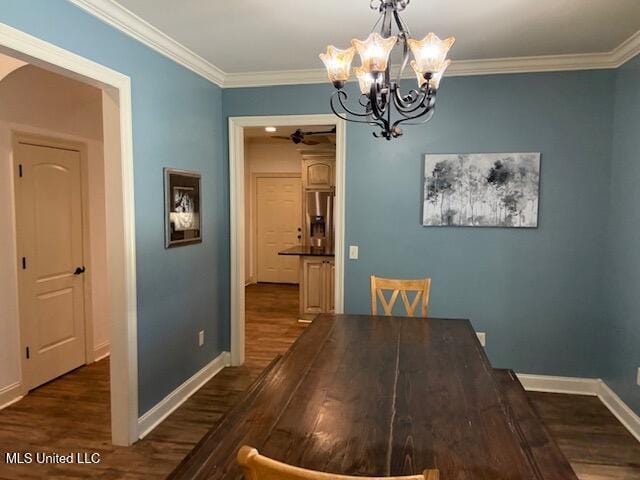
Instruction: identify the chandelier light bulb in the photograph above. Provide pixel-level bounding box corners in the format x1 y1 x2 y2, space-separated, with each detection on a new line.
429 59 451 89
411 59 451 90
354 67 377 94
351 33 397 72
408 33 455 74
319 45 356 86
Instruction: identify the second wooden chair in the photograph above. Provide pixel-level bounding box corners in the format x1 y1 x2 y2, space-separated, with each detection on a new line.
370 275 431 317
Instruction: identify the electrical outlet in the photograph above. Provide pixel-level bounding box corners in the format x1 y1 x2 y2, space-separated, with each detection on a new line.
637 367 640 386
349 245 359 260
476 332 486 347
198 330 204 347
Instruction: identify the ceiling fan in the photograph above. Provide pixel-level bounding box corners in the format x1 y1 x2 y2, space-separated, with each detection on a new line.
272 127 336 145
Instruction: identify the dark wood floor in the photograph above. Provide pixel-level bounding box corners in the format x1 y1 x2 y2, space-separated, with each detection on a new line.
0 283 637 479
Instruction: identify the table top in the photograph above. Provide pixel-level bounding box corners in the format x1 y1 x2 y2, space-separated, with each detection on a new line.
170 314 577 480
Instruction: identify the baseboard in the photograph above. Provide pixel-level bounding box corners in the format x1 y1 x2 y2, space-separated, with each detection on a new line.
0 381 23 410
93 341 111 362
596 380 640 442
517 373 640 443
137 351 231 439
516 373 600 396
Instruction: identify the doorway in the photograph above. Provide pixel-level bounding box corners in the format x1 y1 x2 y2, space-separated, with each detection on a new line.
229 115 346 367
0 23 138 446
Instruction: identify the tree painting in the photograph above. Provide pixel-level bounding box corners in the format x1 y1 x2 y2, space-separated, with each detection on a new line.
423 153 540 227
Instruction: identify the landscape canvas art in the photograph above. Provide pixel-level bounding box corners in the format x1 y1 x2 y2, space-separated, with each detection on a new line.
423 153 540 228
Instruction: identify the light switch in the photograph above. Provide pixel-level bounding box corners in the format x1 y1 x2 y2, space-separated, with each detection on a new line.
349 245 359 260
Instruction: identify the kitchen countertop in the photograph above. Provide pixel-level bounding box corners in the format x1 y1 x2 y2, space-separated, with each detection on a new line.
278 245 335 257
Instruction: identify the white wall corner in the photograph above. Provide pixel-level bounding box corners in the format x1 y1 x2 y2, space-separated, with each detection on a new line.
0 381 23 410
66 0 225 86
596 380 640 443
137 350 230 439
517 373 640 443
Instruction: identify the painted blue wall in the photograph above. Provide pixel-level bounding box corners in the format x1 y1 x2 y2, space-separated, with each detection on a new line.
0 0 228 414
223 71 616 379
605 55 640 415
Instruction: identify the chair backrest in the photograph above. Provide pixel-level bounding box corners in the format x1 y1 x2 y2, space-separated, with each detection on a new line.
237 446 439 480
370 276 431 317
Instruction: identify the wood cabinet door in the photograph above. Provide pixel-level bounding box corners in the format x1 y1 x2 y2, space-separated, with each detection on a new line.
303 159 334 189
325 259 335 313
301 257 325 315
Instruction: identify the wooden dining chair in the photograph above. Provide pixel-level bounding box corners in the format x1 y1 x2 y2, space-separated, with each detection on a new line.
237 446 439 480
370 276 431 317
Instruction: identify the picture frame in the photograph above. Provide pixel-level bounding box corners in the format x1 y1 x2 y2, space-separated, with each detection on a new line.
422 152 541 228
164 168 202 248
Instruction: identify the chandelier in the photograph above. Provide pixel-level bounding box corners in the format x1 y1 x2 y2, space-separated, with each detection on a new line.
319 0 454 140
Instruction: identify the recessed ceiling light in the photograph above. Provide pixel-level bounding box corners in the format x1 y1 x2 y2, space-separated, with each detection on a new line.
265 127 277 132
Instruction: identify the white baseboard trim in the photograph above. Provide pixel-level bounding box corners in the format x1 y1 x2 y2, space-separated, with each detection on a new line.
93 341 111 362
137 351 231 439
0 381 23 410
517 373 640 443
597 380 640 443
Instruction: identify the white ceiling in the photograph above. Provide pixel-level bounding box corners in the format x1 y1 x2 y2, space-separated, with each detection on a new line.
114 0 640 74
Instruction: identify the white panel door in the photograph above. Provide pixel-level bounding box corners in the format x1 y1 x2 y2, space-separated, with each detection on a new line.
15 141 87 391
256 177 302 284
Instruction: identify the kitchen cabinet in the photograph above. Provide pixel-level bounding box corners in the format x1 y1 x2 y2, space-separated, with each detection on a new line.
300 256 335 321
302 159 334 189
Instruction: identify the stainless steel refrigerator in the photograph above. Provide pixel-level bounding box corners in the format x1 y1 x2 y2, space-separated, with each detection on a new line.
305 190 334 250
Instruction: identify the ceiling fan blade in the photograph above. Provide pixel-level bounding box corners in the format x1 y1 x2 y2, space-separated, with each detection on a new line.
271 136 291 140
303 127 337 136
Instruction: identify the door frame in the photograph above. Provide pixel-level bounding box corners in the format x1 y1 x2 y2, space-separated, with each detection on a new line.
0 23 138 445
12 133 95 382
251 172 302 284
229 114 346 366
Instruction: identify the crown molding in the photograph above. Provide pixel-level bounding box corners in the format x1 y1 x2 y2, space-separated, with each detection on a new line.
67 0 225 86
66 0 639 88
611 30 640 67
225 33 640 88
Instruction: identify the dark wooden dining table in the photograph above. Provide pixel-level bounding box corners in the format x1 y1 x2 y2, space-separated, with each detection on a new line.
169 314 578 480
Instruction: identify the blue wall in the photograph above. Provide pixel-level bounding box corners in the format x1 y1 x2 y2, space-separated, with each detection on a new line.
223 71 616 378
605 55 640 414
3 0 637 418
0 0 228 414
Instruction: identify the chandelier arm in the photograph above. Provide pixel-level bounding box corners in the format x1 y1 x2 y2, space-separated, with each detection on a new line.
359 94 372 108
330 91 388 131
392 87 426 112
368 89 391 135
392 104 436 129
392 8 412 83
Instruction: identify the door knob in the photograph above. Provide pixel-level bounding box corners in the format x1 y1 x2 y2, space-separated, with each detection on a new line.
74 266 86 275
